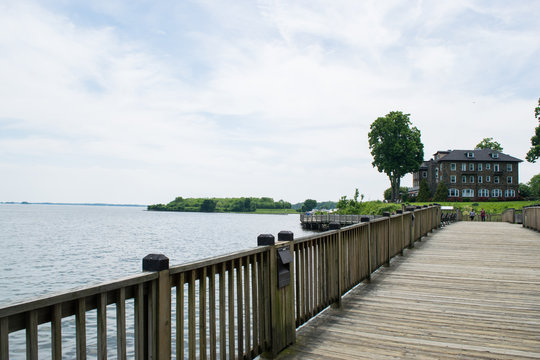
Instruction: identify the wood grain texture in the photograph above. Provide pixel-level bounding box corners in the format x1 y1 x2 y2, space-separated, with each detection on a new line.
278 222 540 359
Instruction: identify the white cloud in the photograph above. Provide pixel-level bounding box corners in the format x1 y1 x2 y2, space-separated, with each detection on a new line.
0 0 539 204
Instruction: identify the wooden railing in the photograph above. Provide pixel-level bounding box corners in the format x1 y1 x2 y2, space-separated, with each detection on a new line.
0 206 441 359
523 206 540 231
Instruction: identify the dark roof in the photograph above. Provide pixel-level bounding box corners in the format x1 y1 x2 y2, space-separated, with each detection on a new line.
438 149 522 162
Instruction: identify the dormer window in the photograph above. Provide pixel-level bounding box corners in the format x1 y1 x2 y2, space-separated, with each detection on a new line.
466 152 474 158
491 153 499 159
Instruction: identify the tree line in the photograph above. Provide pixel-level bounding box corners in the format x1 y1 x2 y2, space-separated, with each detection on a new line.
148 197 292 212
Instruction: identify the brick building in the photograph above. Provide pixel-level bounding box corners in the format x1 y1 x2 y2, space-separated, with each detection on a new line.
412 149 522 201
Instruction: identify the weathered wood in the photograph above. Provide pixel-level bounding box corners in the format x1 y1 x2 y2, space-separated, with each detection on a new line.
134 283 144 360
200 267 207 360
243 257 250 357
76 298 86 360
176 273 184 360
26 310 38 360
51 303 62 360
0 317 8 360
236 258 244 360
277 222 540 359
97 293 107 360
116 288 126 360
209 265 217 360
227 261 235 359
219 263 226 359
188 270 196 359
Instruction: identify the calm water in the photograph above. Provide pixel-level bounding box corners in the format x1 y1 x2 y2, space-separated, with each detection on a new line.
0 204 312 306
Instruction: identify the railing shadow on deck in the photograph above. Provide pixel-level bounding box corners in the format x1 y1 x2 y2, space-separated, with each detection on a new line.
0 206 446 360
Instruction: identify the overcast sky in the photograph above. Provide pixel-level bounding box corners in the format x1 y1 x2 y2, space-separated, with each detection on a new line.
1 0 539 205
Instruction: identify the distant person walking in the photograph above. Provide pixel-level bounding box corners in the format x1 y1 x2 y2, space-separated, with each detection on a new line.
469 209 476 221
481 208 486 222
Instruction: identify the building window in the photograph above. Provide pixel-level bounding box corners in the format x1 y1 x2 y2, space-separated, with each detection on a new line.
506 164 512 171
478 189 489 197
435 168 439 179
462 189 474 197
462 175 466 183
450 163 456 171
470 176 474 183
486 163 491 170
507 176 512 184
478 176 482 183
466 152 474 158
494 163 500 172
492 189 502 197
448 188 459 197
461 163 467 171
450 175 456 183
491 153 499 158
494 176 499 184
486 175 491 182
478 163 482 171
422 171 427 178
505 189 516 198
469 163 474 171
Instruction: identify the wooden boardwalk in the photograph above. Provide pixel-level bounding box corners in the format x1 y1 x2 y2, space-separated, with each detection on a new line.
277 222 540 359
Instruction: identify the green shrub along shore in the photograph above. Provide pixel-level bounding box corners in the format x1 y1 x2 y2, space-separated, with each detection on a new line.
147 197 296 213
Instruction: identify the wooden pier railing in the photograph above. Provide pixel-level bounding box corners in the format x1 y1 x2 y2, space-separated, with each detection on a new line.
523 205 540 231
0 206 441 360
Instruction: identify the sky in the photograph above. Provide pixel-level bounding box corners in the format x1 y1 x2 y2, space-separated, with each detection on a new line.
0 0 539 205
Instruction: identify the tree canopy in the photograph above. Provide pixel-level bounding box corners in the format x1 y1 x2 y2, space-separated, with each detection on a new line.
526 98 540 163
368 111 424 202
475 137 503 151
301 199 318 212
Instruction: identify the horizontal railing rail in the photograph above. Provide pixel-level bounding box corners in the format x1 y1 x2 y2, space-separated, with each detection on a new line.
0 206 441 359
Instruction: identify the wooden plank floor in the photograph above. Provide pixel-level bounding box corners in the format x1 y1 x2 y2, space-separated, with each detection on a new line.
277 222 540 359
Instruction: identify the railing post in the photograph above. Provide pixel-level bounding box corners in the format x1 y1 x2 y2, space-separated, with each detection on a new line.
383 212 391 266
142 254 171 360
331 230 343 309
258 232 295 358
396 210 404 255
361 217 371 281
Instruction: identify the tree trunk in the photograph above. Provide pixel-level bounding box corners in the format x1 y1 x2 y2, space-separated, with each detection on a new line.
390 175 401 202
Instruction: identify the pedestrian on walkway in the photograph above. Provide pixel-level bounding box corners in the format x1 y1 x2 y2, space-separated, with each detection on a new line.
481 208 486 222
470 209 476 221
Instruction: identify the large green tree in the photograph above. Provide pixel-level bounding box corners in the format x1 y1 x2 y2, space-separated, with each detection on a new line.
529 173 540 199
526 98 540 163
301 199 318 212
475 137 503 151
368 111 424 202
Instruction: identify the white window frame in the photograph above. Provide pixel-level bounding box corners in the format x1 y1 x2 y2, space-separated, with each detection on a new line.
462 175 467 183
486 163 491 170
478 163 482 171
505 189 516 198
494 163 500 172
470 175 474 183
486 175 491 182
478 189 489 197
494 176 499 184
448 188 459 197
507 176 512 184
478 176 482 184
462 189 474 197
450 175 456 183
469 163 474 171
492 189 502 197
506 164 512 171
461 163 467 171
450 163 456 171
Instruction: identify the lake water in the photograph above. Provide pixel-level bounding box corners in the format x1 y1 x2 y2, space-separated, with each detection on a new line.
0 204 313 306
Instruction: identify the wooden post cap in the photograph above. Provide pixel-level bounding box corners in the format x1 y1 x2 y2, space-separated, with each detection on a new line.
383 212 391 217
278 231 294 242
257 234 275 246
142 254 169 272
361 216 370 222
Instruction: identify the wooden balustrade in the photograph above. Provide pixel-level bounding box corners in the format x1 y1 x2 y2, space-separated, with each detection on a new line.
0 206 440 359
523 206 540 231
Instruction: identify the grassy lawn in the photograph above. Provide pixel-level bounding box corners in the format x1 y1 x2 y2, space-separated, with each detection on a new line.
253 208 299 214
410 201 537 214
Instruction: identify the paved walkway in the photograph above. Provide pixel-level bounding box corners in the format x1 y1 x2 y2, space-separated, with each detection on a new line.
277 222 540 359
